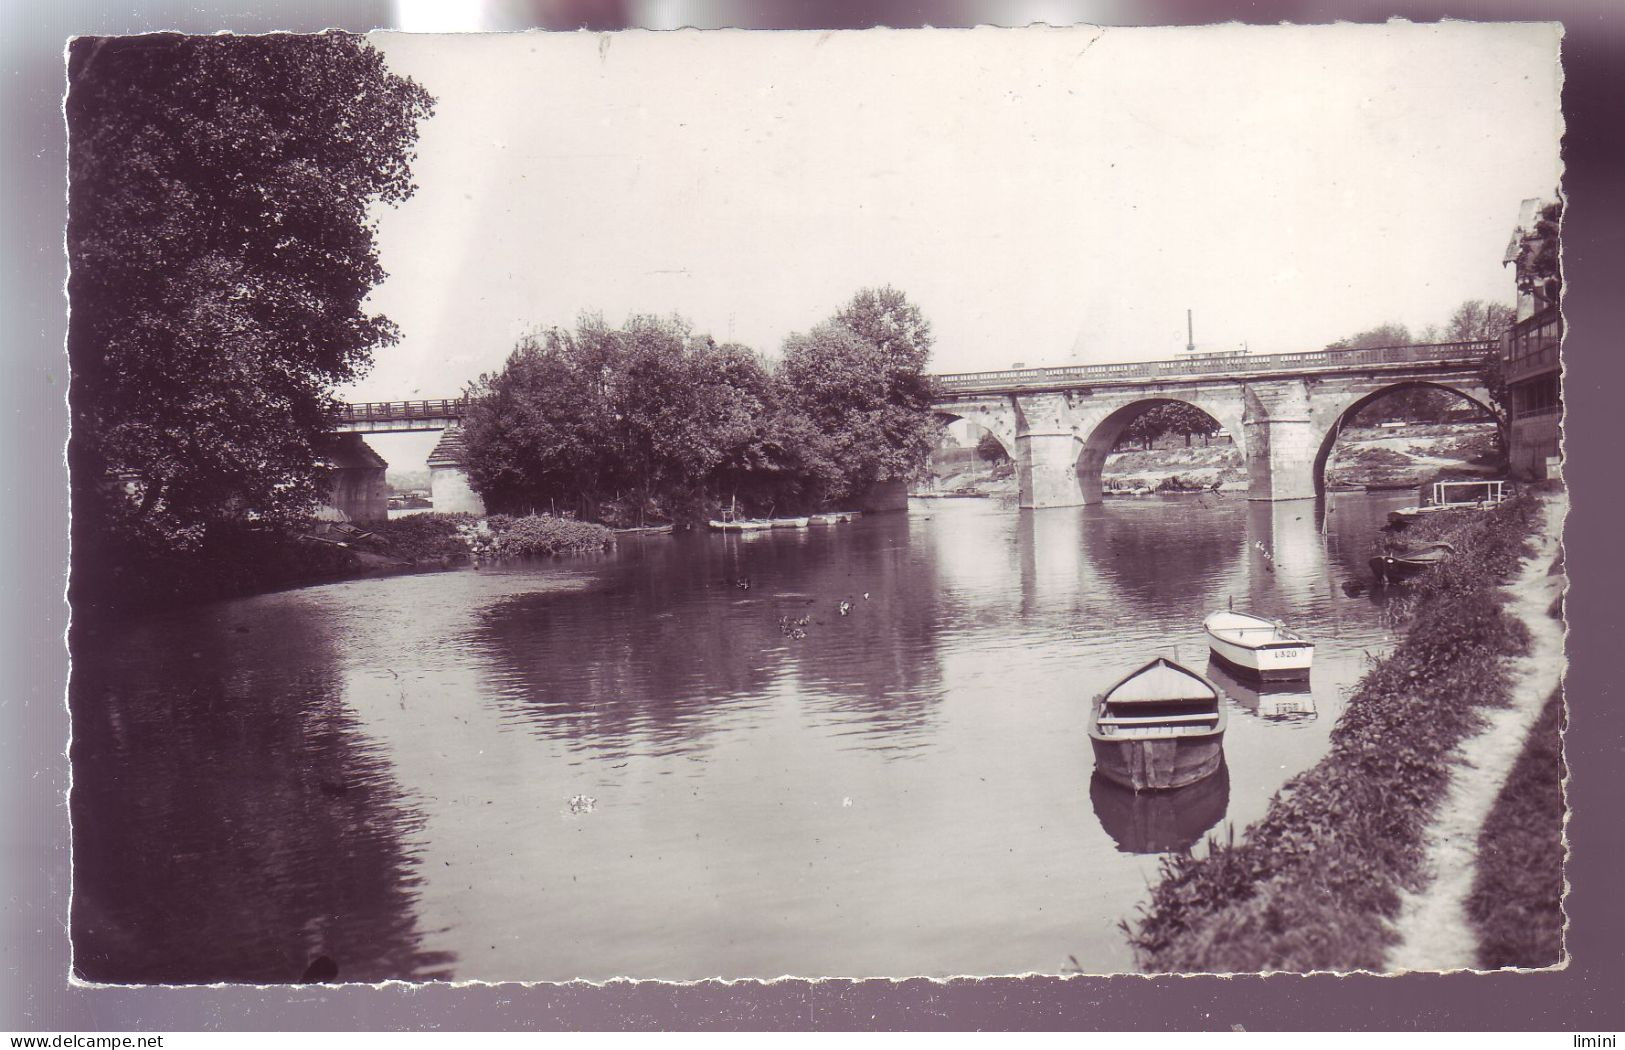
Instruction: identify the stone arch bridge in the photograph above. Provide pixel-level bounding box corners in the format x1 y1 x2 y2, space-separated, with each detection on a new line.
932 340 1495 507
328 340 1494 520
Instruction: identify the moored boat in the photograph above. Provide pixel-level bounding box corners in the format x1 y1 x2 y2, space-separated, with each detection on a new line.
808 513 840 526
1369 541 1455 583
1202 610 1314 680
707 518 774 532
1087 657 1227 792
1387 479 1508 528
770 516 811 529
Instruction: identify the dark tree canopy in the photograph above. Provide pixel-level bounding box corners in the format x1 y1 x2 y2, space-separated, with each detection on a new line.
67 34 434 540
462 288 943 522
778 286 941 499
1119 401 1223 449
462 316 797 524
975 431 1010 464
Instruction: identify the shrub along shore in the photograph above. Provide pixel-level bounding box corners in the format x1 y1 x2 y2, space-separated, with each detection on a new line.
1125 492 1549 973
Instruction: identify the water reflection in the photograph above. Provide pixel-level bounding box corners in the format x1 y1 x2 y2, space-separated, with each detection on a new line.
1206 658 1318 724
68 493 1410 981
1081 499 1246 612
69 607 453 984
1089 763 1231 855
470 522 947 757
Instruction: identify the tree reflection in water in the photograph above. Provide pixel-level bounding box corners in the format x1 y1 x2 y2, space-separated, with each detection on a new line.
469 518 947 759
69 607 454 984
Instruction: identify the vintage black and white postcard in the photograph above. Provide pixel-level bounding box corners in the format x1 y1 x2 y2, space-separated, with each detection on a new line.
64 23 1565 985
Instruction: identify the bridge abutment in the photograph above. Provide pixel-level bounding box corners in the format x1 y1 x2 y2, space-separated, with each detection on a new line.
1018 432 1086 508
427 426 486 515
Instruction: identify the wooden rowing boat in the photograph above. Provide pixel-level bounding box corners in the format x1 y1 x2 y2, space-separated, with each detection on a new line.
1369 541 1455 583
1087 657 1227 792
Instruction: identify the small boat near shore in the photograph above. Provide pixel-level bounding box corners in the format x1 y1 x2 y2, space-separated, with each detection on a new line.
707 519 773 532
770 516 811 529
1369 541 1455 583
1087 657 1228 792
1387 479 1508 528
1202 610 1314 680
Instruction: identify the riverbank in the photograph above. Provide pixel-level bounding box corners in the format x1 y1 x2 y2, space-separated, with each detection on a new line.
71 512 616 618
927 421 1500 497
1387 491 1567 971
1124 488 1558 973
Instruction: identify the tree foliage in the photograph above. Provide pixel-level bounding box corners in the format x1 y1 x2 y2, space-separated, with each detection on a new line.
1514 199 1563 307
462 288 942 522
1447 299 1516 342
1445 299 1516 427
1324 322 1413 351
67 34 434 547
1119 401 1223 450
975 431 1011 464
778 287 941 499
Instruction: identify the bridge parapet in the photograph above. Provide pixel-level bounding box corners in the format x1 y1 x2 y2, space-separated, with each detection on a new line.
330 398 471 433
932 341 1494 397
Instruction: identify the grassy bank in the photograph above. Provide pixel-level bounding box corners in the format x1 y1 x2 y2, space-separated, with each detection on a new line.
1124 493 1543 973
1466 688 1566 969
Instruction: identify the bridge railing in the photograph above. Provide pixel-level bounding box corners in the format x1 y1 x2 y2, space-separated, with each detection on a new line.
932 340 1496 394
333 398 472 424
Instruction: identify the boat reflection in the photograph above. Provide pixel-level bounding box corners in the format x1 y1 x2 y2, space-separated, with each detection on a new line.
1089 761 1230 855
1205 657 1318 724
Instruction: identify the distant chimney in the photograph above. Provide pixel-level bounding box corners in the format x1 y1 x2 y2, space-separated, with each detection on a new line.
1186 310 1195 355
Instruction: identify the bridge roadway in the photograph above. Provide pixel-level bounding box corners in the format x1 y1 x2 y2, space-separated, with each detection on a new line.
335 339 1497 507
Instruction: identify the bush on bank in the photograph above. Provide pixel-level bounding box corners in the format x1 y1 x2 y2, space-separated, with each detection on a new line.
363 512 477 561
479 514 614 557
366 512 615 559
1125 494 1542 973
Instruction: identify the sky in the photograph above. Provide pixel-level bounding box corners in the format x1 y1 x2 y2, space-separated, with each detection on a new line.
349 24 1562 468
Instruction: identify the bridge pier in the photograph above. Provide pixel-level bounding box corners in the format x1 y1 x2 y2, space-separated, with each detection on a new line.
427 426 486 515
1017 431 1086 509
1243 417 1319 501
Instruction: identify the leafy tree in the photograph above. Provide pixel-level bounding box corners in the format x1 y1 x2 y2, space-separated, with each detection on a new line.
462 315 795 523
1324 322 1413 351
976 431 1011 464
1447 299 1516 342
67 34 434 547
1515 199 1563 307
1119 402 1222 449
465 287 942 521
778 287 941 503
1443 299 1516 428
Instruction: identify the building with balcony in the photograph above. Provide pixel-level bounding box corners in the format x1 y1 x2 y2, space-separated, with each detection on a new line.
1501 197 1563 480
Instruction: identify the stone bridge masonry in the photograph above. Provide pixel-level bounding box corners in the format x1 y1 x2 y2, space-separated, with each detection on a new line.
933 342 1495 508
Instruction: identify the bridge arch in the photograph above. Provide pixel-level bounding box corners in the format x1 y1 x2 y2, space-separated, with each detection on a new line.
932 405 1018 463
1310 379 1499 496
1074 396 1248 504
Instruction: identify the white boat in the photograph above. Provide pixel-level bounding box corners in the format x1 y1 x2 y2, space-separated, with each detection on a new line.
1202 610 1314 680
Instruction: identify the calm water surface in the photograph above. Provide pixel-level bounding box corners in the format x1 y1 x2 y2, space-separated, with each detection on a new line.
70 492 1413 982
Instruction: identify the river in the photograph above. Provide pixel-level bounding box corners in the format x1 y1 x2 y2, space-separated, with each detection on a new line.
69 490 1414 983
